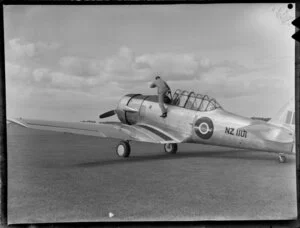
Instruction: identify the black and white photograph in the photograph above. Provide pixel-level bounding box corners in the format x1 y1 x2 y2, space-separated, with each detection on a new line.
5 3 296 224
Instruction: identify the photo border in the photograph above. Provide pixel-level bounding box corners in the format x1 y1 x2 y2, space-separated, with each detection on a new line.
0 1 298 227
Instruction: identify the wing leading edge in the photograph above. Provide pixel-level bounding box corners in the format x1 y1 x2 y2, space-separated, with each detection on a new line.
7 118 181 144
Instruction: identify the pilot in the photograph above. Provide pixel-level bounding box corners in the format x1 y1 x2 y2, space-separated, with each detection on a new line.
150 76 171 118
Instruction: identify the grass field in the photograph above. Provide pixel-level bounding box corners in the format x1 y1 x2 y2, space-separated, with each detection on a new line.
7 124 297 224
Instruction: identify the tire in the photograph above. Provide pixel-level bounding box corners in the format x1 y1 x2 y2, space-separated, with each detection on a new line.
164 143 178 154
116 141 131 158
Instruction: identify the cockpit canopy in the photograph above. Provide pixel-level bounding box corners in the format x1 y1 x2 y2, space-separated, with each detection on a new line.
171 89 222 112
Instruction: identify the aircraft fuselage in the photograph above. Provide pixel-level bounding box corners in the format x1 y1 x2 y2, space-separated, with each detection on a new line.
116 94 294 154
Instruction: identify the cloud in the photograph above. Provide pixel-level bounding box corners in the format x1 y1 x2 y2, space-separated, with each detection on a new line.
200 67 288 99
100 47 262 99
95 47 270 101
31 67 106 92
7 46 269 99
31 69 93 90
59 56 103 77
100 46 215 87
36 41 60 52
7 63 89 91
8 38 60 58
135 53 201 81
211 60 258 78
9 38 35 58
33 68 50 82
104 46 136 77
5 61 30 81
50 71 87 89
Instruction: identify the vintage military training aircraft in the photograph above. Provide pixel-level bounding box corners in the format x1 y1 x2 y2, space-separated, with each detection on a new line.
8 89 295 163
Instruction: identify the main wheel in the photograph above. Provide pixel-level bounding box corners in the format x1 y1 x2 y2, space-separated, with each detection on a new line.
116 141 131 158
278 153 286 163
164 143 178 154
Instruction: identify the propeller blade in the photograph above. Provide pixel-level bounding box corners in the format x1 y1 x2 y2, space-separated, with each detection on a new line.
99 110 116 119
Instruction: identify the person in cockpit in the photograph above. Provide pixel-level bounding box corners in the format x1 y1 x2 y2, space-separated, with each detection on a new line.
150 76 171 118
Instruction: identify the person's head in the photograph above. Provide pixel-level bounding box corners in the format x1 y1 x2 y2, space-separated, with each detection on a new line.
155 76 160 80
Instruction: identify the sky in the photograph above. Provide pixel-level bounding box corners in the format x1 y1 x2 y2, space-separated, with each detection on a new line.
4 4 295 122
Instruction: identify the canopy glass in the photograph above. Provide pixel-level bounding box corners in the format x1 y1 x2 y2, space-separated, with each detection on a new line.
171 89 222 111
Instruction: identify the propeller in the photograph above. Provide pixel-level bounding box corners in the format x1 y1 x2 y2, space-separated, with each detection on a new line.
99 105 138 119
99 110 116 119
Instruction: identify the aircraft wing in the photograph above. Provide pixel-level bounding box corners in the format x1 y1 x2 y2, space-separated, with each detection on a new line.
7 118 181 144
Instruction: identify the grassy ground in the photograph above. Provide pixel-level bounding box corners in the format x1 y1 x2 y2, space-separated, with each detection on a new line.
7 124 297 224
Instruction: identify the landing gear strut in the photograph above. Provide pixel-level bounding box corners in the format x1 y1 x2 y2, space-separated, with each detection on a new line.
278 153 286 163
164 143 178 154
116 141 131 158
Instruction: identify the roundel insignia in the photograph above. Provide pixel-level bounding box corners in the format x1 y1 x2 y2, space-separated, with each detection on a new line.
194 117 214 139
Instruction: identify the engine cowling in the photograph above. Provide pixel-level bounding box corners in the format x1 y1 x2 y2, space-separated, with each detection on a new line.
115 94 144 125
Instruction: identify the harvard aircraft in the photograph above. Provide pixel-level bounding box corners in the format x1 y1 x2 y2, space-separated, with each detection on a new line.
8 89 295 163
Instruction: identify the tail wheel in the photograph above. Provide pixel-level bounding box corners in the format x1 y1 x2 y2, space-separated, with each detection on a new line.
164 143 178 154
278 153 286 163
116 141 131 158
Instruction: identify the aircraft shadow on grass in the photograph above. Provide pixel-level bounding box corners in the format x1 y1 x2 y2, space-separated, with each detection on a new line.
71 150 288 168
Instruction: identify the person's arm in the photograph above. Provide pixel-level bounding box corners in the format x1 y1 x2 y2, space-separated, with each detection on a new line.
149 81 157 88
164 82 171 91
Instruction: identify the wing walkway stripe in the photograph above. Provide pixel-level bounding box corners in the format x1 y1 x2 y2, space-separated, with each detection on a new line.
26 122 98 132
138 125 172 141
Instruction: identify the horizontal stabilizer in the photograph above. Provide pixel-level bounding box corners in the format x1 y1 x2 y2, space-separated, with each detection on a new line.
244 123 294 144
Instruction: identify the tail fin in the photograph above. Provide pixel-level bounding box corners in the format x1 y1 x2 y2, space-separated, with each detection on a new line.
270 97 295 127
270 97 295 153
